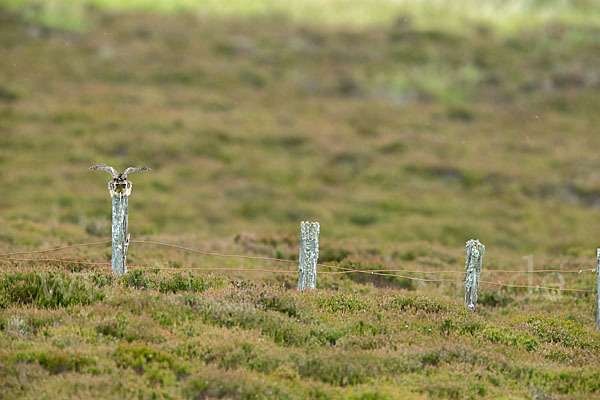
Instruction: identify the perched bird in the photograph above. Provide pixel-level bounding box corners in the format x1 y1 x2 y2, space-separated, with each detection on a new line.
89 165 151 196
88 165 151 183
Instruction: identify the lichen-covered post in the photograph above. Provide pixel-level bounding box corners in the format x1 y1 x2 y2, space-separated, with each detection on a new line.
465 239 485 311
90 164 150 275
298 221 320 291
109 180 131 276
596 248 600 330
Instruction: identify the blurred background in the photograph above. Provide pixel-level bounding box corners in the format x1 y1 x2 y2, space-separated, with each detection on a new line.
1 0 600 271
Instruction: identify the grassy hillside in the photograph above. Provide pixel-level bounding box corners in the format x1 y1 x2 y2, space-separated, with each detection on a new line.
1 1 600 398
2 271 600 399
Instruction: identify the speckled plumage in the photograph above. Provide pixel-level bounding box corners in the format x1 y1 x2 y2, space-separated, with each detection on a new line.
89 165 151 182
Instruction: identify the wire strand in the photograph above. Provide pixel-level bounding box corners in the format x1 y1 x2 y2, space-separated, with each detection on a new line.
130 239 300 265
130 265 297 274
479 280 593 293
131 240 594 275
0 240 111 257
1 240 596 275
0 240 595 292
0 256 110 266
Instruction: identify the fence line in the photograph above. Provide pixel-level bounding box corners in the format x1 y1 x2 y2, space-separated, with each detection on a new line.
131 240 597 276
323 267 595 274
1 239 596 275
0 240 596 293
130 239 300 265
0 254 593 292
1 255 591 292
0 257 299 275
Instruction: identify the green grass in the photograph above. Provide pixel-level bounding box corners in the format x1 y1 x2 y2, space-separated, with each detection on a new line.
2 0 600 31
2 1 600 398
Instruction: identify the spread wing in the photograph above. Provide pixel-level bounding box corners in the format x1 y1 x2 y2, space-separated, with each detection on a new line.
122 166 152 179
89 165 119 179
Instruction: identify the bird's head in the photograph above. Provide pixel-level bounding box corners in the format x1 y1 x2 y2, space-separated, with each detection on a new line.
109 179 132 197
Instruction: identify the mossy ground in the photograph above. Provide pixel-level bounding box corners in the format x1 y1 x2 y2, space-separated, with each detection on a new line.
1 2 600 399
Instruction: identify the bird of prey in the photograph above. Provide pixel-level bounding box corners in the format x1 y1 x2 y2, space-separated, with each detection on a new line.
89 165 151 182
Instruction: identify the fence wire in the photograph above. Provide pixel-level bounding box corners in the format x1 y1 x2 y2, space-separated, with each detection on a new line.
0 240 595 293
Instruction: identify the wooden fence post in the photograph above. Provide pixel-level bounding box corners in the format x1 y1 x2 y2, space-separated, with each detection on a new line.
465 239 485 311
89 165 151 276
109 180 131 276
298 221 319 291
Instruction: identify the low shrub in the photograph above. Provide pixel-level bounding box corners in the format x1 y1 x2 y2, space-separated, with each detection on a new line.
255 289 301 318
295 353 416 387
316 292 369 314
114 344 189 378
482 325 538 351
0 272 105 308
14 350 95 374
124 270 227 293
478 291 513 307
188 297 313 346
387 295 447 313
524 316 597 349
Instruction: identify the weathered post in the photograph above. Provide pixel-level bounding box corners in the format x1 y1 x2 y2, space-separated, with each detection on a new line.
596 248 600 330
109 180 131 276
298 221 319 291
465 239 485 311
89 165 151 276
